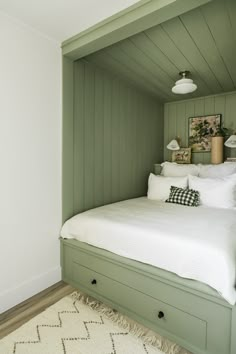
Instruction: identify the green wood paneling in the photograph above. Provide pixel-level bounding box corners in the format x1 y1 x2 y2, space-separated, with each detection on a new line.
106 45 168 101
162 16 221 94
117 39 175 100
180 6 234 92
62 57 74 222
164 91 236 163
83 0 236 103
73 60 85 214
201 0 236 87
87 51 161 99
84 63 95 211
94 70 104 208
103 77 112 205
72 59 163 215
62 0 211 60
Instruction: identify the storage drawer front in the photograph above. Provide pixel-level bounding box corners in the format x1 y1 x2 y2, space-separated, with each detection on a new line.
62 242 231 354
73 261 206 350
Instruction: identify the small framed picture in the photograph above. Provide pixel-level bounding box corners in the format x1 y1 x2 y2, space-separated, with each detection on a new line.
172 148 191 164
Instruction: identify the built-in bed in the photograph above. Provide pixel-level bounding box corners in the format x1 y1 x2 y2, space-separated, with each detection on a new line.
61 195 236 354
61 1 236 352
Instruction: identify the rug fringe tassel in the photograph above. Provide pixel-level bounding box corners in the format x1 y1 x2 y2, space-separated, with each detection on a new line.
70 291 188 354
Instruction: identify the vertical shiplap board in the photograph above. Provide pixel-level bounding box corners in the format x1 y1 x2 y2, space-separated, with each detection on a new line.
62 57 74 222
164 91 236 164
118 82 127 200
165 103 177 161
94 69 104 207
73 60 85 214
84 63 95 210
156 103 164 165
131 89 139 196
111 79 120 201
163 104 169 161
103 75 112 205
225 94 236 158
73 59 163 214
136 93 145 193
126 87 135 198
176 103 186 147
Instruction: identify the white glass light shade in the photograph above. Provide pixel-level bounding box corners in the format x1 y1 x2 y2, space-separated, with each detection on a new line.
166 139 180 151
224 135 236 148
172 77 197 94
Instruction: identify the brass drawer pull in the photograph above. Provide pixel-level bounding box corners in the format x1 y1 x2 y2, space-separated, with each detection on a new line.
158 311 164 319
91 279 97 285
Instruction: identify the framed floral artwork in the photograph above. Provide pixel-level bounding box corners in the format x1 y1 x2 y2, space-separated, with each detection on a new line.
172 148 191 164
188 114 221 152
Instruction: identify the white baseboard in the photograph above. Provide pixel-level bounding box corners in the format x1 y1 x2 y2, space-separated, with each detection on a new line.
0 266 61 313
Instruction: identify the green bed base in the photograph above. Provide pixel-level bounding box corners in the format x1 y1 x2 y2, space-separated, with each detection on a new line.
61 238 236 354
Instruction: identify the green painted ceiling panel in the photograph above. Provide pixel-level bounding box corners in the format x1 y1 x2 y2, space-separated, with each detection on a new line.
85 0 236 102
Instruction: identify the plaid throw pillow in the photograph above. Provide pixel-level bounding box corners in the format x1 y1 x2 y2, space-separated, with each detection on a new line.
166 186 200 207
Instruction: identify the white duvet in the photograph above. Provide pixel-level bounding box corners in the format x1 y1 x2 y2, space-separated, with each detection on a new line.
61 197 236 305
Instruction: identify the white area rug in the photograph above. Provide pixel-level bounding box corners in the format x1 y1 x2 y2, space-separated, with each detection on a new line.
0 292 190 354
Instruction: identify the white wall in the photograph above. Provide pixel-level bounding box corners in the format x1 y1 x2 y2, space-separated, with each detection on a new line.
0 0 140 42
0 13 61 312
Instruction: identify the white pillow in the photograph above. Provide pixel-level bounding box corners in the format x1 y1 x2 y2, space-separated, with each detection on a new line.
161 162 199 177
188 174 236 209
198 163 236 178
147 173 188 201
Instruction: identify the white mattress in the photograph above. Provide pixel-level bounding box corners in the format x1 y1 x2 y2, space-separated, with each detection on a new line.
61 197 236 305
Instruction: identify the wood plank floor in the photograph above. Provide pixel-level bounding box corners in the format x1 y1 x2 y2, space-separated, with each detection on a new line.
0 281 74 339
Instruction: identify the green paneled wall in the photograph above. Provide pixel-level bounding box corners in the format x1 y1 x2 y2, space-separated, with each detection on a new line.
164 91 236 163
72 59 163 215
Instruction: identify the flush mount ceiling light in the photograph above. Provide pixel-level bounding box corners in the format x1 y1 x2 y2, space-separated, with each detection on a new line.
172 71 197 94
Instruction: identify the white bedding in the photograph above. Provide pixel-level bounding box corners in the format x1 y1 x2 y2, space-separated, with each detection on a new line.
61 197 236 305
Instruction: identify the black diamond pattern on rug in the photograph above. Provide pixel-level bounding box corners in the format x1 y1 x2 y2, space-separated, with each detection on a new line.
0 294 167 354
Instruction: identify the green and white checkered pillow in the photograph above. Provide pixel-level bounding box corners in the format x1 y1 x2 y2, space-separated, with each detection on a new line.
166 186 200 207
